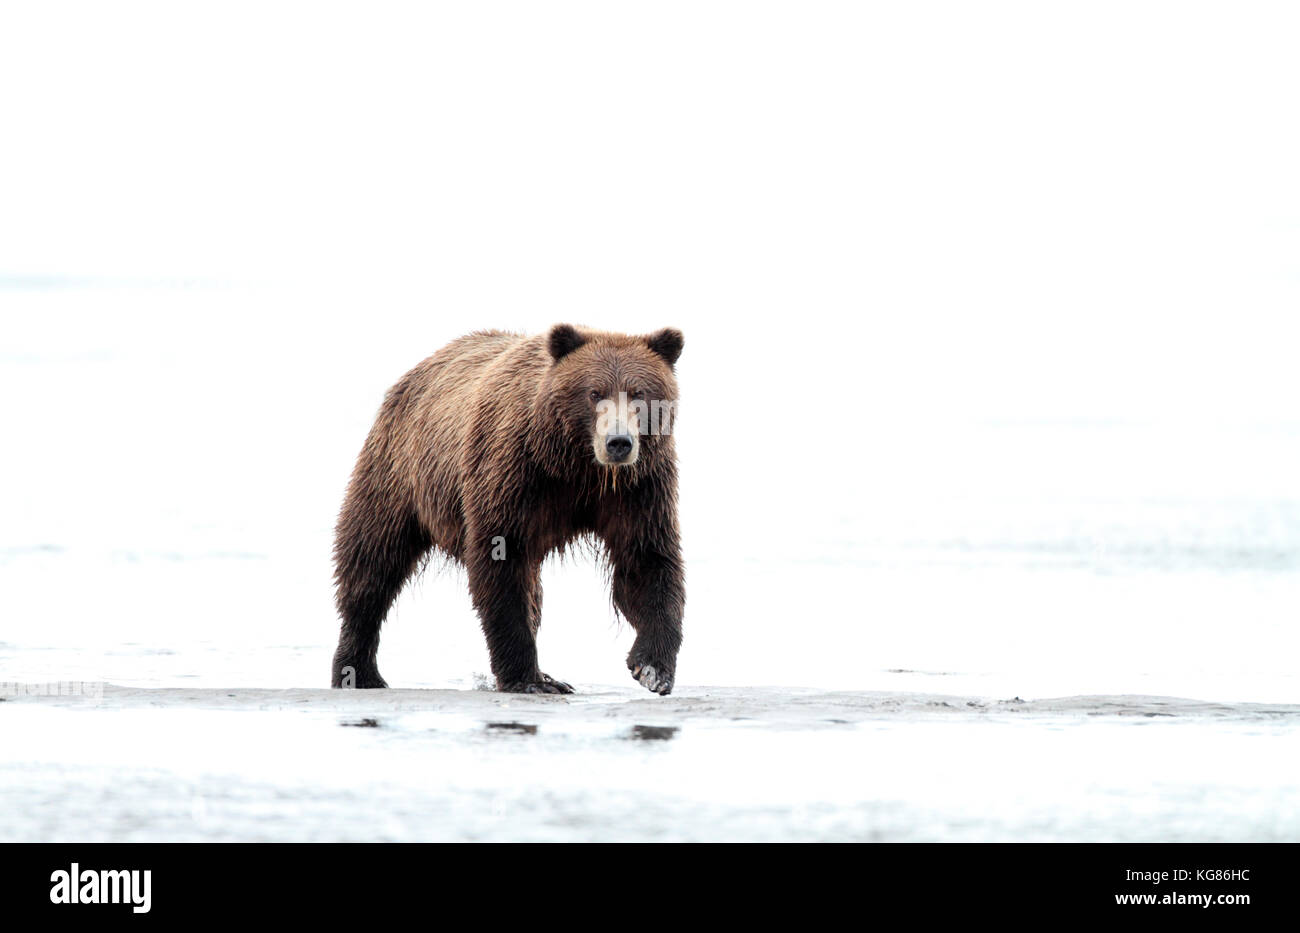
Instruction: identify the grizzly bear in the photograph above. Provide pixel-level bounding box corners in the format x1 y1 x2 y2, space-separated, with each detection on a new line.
330 324 685 695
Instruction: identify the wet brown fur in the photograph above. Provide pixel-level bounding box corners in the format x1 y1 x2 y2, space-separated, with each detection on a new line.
331 324 685 694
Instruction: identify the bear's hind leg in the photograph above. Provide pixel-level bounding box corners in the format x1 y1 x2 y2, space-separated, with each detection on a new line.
332 491 430 688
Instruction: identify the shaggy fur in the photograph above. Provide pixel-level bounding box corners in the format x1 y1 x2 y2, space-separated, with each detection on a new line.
331 324 685 695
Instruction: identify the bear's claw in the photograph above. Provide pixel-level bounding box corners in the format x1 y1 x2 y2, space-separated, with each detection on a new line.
630 662 674 696
500 672 574 695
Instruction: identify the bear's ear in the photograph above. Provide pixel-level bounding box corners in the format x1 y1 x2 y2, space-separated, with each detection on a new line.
547 324 588 362
645 328 684 367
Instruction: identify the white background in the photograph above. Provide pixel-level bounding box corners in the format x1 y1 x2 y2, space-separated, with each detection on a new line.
2 0 1299 700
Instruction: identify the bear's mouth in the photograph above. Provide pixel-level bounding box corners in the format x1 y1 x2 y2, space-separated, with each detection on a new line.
595 452 634 467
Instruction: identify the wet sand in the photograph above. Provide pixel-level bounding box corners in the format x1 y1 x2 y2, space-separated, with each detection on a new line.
5 684 1298 842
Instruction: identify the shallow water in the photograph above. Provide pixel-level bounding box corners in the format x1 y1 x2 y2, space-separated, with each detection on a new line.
4 686 1299 842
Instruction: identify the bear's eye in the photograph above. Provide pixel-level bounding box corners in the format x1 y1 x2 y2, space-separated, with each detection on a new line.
588 390 603 403
627 388 644 400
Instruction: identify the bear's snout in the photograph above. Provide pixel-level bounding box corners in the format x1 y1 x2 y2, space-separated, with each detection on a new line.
605 433 634 463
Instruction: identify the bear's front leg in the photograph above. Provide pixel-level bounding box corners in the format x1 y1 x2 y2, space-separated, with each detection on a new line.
612 546 685 696
466 543 573 695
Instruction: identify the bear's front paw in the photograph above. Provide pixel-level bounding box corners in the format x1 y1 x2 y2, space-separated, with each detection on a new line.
627 649 675 696
498 672 574 695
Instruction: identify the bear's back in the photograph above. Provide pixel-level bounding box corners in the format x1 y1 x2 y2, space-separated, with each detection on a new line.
387 330 544 549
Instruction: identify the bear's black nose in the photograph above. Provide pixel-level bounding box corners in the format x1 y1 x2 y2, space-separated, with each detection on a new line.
605 434 634 461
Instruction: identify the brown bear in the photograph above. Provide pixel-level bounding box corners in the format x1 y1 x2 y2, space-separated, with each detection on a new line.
330 324 685 695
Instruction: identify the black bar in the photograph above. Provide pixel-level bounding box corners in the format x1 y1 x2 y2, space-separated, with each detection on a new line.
2 842 1293 921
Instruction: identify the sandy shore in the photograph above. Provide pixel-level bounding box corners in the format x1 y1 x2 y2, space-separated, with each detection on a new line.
4 683 1299 842
7 682 1300 722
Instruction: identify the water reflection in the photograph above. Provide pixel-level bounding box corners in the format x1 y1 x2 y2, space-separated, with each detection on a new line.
627 724 678 741
485 721 538 735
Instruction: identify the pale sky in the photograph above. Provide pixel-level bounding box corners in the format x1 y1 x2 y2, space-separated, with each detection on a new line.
2 1 1297 427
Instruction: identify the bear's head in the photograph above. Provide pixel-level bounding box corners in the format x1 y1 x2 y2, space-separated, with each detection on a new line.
534 323 683 478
